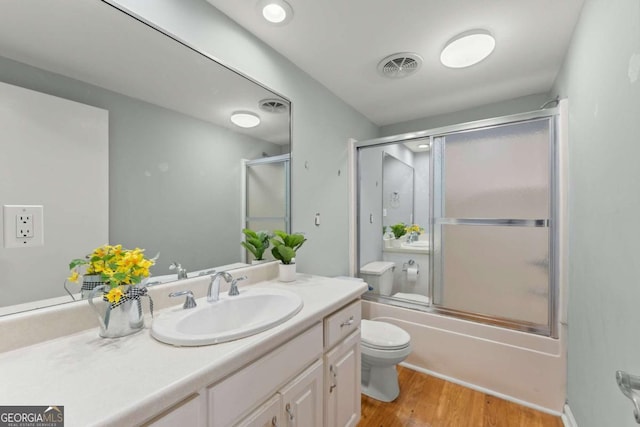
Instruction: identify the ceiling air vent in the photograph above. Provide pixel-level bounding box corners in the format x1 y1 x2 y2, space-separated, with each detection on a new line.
259 98 289 113
377 53 423 79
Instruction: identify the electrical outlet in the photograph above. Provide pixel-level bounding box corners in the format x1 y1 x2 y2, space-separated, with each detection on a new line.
3 205 44 248
16 213 34 238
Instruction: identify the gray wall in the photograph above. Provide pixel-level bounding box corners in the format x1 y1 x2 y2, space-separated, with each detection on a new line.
111 0 379 277
380 93 550 137
0 55 281 278
552 0 640 425
0 81 108 305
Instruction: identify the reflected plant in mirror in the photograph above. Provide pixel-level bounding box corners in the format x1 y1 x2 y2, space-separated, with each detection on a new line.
390 223 408 240
241 229 271 263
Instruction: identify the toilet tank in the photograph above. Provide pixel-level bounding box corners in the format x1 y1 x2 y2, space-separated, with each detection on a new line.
360 261 395 296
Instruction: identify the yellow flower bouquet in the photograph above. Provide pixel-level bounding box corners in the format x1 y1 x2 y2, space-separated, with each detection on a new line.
68 244 155 304
404 224 425 235
68 244 156 338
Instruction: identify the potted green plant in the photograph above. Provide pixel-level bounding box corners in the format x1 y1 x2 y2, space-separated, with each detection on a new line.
270 230 306 282
390 222 407 240
241 229 271 263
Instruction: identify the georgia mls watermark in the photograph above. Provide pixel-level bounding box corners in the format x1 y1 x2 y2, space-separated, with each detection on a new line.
0 406 64 427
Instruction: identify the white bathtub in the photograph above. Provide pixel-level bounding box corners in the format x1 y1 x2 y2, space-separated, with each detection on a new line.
362 299 566 414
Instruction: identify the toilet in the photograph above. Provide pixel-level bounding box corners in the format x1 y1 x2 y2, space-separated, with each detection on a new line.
359 261 395 296
360 319 411 402
358 262 412 401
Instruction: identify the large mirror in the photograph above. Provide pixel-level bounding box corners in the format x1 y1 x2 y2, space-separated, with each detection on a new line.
0 0 291 313
382 152 415 229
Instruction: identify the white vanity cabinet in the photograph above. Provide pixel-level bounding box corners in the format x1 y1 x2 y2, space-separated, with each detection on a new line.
208 323 324 427
323 300 362 427
237 359 323 427
207 299 362 427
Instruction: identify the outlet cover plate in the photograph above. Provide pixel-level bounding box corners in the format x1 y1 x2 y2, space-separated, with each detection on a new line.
3 205 44 248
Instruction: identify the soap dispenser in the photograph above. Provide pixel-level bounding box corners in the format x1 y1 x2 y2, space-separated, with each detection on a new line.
383 226 394 249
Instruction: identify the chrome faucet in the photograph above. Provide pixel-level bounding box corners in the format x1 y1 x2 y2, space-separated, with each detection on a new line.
169 262 188 280
207 272 247 302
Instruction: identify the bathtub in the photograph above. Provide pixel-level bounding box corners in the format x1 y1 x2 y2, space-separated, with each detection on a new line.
362 299 566 414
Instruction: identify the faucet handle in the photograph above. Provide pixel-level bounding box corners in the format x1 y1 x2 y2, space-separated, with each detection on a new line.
228 276 248 296
169 262 188 280
169 290 197 309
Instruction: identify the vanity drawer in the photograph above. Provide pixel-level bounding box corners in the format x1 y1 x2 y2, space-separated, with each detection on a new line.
324 300 361 350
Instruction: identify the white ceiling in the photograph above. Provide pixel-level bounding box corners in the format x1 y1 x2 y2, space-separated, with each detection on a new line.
206 0 585 126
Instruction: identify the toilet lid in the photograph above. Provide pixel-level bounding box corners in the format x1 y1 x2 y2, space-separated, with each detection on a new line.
361 319 410 350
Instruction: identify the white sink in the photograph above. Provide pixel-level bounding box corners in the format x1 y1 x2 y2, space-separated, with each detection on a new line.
151 288 303 346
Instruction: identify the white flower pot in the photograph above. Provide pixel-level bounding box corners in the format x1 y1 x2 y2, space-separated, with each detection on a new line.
278 263 297 282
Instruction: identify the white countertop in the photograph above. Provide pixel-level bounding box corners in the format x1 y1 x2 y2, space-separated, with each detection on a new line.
0 274 367 427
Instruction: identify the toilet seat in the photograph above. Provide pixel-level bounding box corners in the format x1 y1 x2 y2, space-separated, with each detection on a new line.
361 319 410 350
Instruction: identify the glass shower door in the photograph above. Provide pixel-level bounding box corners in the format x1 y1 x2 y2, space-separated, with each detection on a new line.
244 154 290 260
431 118 556 335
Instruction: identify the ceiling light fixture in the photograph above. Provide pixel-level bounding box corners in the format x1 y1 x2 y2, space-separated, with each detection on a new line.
230 111 261 128
258 0 293 25
417 144 429 149
440 30 495 69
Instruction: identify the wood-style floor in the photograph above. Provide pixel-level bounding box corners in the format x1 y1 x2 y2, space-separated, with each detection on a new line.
358 366 563 427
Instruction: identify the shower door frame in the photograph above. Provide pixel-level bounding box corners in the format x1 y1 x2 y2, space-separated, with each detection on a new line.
355 108 560 338
241 154 291 262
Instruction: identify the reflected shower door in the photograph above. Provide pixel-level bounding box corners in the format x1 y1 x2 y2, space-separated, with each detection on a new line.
432 118 556 335
243 154 290 261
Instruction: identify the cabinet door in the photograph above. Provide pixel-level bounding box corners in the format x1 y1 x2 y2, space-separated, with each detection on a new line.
279 359 323 427
324 330 361 427
235 394 282 427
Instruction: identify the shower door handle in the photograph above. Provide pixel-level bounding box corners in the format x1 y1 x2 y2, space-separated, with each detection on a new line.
616 370 640 423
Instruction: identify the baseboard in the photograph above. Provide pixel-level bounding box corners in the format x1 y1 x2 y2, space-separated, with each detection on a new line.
562 404 578 427
400 362 563 417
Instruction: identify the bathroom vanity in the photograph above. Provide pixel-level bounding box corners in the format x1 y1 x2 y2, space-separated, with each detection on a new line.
0 266 366 427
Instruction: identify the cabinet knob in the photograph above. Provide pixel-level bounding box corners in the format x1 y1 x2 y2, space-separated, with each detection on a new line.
285 403 294 421
329 365 337 393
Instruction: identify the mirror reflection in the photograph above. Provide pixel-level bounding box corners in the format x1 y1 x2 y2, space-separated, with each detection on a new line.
0 0 291 313
382 152 415 229
358 140 430 305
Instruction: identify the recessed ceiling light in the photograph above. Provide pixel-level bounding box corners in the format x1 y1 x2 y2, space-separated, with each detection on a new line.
231 111 260 128
257 0 293 25
417 144 429 149
440 30 495 68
